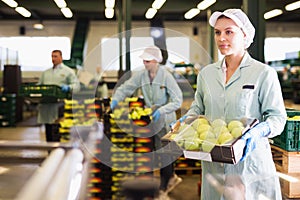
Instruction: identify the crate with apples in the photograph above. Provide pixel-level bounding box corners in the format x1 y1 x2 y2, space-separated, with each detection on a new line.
164 116 258 164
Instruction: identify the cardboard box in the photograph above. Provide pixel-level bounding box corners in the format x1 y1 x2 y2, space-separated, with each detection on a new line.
183 137 247 164
163 117 258 164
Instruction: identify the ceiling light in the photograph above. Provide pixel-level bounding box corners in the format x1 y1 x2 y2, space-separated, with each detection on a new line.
197 0 216 10
285 1 300 11
15 7 31 17
145 8 157 19
1 0 18 8
264 9 283 19
54 0 67 8
105 8 114 18
152 0 166 10
33 23 44 30
105 0 115 8
184 8 200 19
61 7 73 18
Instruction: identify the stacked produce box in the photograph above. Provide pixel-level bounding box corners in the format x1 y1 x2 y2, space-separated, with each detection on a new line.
86 139 113 200
0 93 16 127
103 97 155 199
59 98 102 142
164 116 258 164
271 109 300 198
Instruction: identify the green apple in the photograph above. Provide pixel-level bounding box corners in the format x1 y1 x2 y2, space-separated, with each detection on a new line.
197 124 212 135
184 138 202 150
213 125 229 138
211 119 227 128
192 118 210 130
199 130 216 140
231 126 244 138
201 138 217 152
217 131 234 145
181 126 198 139
227 120 244 132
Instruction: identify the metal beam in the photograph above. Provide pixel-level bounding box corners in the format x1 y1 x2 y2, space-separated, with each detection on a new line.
243 0 266 62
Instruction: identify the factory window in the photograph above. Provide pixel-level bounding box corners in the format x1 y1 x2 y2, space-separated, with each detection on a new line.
101 37 190 71
264 37 300 62
0 37 71 71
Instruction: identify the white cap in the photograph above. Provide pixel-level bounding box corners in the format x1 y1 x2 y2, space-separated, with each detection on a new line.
209 8 255 49
139 46 163 63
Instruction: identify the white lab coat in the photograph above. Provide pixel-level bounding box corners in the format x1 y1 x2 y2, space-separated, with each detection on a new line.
37 63 80 124
187 53 286 200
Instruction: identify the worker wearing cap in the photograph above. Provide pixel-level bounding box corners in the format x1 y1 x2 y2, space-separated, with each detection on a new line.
177 9 286 199
111 46 183 198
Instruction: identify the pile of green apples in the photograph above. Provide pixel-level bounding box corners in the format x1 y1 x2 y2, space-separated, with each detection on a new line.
173 118 245 152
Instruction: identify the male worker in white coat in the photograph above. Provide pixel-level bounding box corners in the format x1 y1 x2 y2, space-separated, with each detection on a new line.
37 50 80 142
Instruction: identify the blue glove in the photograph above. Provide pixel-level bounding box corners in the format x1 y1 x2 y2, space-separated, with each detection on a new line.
169 115 187 128
240 122 271 161
169 115 187 129
152 110 161 122
179 115 187 123
110 100 118 110
61 85 70 93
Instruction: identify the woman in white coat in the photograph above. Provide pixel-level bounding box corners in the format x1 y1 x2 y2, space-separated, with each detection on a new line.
182 9 286 199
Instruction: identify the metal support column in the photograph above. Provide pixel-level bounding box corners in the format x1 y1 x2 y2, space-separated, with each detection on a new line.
207 10 214 62
243 0 266 62
124 0 132 73
116 0 124 78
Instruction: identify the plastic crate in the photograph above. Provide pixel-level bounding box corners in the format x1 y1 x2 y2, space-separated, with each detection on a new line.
19 84 71 103
286 109 300 118
272 119 300 151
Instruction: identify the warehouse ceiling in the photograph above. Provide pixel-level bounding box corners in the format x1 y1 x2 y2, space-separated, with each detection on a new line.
0 0 299 22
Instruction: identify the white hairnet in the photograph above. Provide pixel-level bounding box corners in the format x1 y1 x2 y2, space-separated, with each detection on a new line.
209 9 255 49
139 46 163 63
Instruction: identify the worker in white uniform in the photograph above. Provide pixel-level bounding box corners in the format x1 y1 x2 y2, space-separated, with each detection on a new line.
111 46 183 199
176 9 286 200
37 50 80 142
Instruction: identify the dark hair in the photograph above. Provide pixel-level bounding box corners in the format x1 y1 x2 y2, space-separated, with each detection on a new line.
52 50 62 56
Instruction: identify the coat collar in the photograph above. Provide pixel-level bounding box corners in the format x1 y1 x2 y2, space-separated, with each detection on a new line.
215 52 253 86
216 52 252 70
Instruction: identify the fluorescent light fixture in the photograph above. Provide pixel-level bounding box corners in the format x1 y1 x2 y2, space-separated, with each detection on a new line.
54 0 67 8
152 0 166 10
61 7 73 18
1 0 18 8
33 23 44 30
105 0 115 8
184 8 200 19
145 8 157 19
15 7 31 17
197 0 216 10
285 0 300 11
264 9 283 19
105 8 114 18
